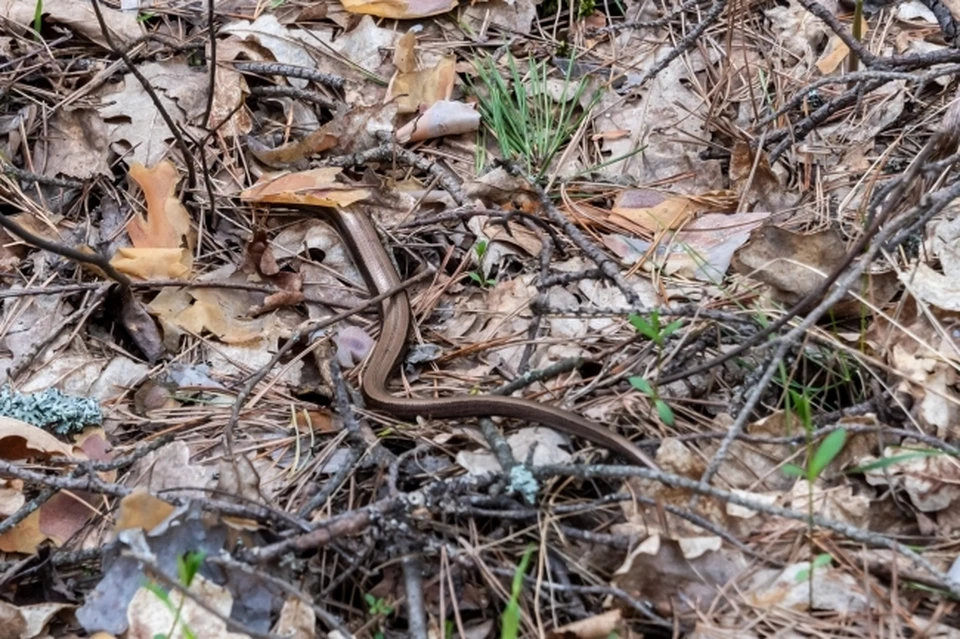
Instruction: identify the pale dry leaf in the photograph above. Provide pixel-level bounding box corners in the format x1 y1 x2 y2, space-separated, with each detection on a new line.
273 598 315 639
32 108 110 180
393 30 418 73
98 62 205 167
0 0 142 48
547 610 623 639
746 562 868 613
131 440 216 498
388 56 456 114
395 100 480 143
0 601 26 639
114 488 175 533
221 15 315 88
0 479 24 518
592 57 722 192
863 445 960 512
457 427 572 474
126 575 250 639
20 603 74 639
462 0 540 36
217 455 265 505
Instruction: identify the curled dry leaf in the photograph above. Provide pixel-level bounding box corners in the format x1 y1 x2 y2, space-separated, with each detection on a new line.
0 416 77 460
396 100 481 143
248 126 339 168
240 168 371 207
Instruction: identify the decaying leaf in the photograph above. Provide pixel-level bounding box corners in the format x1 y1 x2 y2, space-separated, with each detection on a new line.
729 142 798 213
613 534 748 614
732 226 900 317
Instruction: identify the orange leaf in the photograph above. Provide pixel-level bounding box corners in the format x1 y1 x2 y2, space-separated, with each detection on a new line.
127 161 194 250
110 247 192 280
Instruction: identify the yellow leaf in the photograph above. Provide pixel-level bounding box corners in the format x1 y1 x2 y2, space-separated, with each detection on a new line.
340 0 457 19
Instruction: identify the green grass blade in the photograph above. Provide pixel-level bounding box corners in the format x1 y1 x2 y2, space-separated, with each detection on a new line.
808 429 847 479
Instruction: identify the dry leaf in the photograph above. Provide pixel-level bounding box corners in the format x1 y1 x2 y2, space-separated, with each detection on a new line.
611 189 697 233
249 127 340 168
0 0 142 48
729 142 797 213
126 575 250 639
126 161 194 250
273 598 315 639
396 100 480 143
32 108 110 180
732 226 900 317
0 417 77 460
0 510 44 554
547 610 623 639
110 247 192 281
393 30 418 73
240 168 370 207
114 488 175 533
340 0 457 19
388 56 456 114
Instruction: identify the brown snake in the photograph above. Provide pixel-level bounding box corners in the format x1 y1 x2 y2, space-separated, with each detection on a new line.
305 205 659 470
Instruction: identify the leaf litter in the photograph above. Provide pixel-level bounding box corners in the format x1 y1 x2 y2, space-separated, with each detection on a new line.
1 0 960 636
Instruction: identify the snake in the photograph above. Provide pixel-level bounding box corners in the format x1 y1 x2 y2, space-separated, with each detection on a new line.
303 205 659 470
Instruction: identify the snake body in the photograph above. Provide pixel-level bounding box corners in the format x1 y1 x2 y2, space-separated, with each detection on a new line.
308 206 659 470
